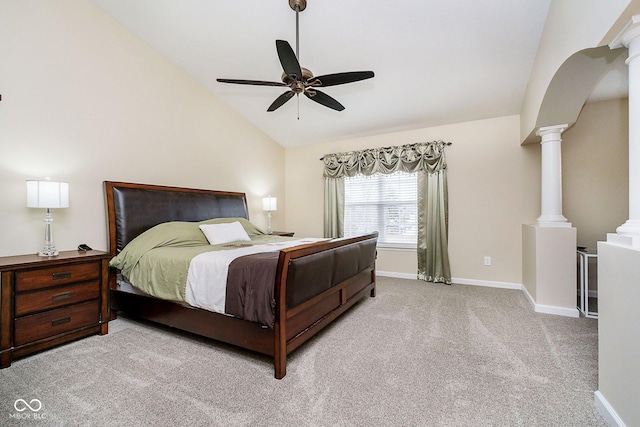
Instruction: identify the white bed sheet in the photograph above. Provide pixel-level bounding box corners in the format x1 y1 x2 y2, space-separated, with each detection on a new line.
184 238 326 313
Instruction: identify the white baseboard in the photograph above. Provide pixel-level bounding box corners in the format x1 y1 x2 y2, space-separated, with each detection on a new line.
376 271 417 280
595 390 627 427
521 283 580 318
521 285 536 308
451 277 522 290
376 272 522 290
534 303 579 317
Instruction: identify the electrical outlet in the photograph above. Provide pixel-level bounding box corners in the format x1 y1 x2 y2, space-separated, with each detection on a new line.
484 256 491 266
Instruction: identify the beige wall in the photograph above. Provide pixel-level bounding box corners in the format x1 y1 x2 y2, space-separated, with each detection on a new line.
520 0 633 142
285 115 540 285
563 98 629 250
0 1 285 257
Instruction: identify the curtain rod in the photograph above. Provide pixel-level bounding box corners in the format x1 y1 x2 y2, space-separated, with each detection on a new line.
319 141 452 161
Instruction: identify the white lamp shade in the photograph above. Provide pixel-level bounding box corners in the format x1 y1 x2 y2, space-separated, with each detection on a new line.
27 180 69 208
262 196 277 211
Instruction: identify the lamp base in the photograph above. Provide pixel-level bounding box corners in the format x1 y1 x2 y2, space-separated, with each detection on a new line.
38 246 59 257
38 209 59 257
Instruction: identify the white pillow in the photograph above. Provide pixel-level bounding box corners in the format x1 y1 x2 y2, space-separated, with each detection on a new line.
199 221 251 245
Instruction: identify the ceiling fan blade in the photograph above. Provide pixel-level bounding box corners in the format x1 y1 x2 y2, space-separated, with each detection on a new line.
308 71 375 87
217 78 287 87
276 40 302 80
304 89 345 111
267 91 295 112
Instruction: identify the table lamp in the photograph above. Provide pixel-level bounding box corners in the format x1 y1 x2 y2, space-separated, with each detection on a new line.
27 179 69 256
262 196 277 235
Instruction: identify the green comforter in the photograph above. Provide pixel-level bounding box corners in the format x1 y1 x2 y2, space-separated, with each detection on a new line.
109 217 292 302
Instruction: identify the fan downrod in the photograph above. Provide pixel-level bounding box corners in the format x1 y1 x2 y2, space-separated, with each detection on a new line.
289 0 306 12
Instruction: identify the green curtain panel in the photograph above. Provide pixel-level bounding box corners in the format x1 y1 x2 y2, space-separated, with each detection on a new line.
417 168 451 284
323 176 344 238
322 141 451 283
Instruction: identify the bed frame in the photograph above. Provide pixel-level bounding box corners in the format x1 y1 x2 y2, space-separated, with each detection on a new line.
104 181 377 378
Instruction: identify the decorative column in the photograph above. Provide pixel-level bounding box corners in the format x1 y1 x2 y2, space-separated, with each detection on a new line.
609 15 640 248
522 123 577 317
536 124 571 227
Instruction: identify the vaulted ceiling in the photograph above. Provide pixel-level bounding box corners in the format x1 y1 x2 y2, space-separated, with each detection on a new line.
90 0 625 147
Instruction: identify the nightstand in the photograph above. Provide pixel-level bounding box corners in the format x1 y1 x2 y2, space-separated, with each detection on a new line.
271 231 295 237
0 250 111 368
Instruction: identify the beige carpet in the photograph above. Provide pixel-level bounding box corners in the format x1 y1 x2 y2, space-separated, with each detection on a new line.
0 277 606 426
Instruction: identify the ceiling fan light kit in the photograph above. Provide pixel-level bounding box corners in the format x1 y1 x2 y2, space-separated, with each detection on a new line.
216 0 373 113
289 0 306 12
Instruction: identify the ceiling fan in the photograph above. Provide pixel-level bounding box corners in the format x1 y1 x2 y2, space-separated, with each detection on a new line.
216 0 374 113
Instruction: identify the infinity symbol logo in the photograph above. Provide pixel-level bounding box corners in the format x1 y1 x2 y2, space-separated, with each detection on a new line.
14 399 42 412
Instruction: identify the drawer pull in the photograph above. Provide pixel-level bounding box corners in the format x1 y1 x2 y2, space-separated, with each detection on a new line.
51 317 71 327
52 272 72 280
52 292 72 301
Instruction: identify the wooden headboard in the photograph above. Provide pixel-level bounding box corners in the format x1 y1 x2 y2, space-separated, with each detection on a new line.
104 181 249 254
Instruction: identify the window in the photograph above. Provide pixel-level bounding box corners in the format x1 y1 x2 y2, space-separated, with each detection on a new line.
344 172 418 248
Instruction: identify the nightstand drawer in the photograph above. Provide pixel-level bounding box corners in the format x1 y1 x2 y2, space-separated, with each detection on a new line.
15 280 101 316
14 300 100 346
15 261 101 292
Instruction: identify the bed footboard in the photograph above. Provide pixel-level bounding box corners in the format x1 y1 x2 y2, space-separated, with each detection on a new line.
273 232 378 378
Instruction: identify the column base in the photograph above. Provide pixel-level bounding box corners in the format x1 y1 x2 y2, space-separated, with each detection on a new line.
609 220 640 248
607 232 640 249
616 219 640 235
596 241 640 424
536 215 572 227
537 221 572 228
536 214 571 227
522 224 578 317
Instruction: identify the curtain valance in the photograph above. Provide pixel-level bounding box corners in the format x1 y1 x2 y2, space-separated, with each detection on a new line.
322 141 449 179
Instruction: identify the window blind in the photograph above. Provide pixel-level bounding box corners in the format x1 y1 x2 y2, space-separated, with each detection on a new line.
344 172 418 247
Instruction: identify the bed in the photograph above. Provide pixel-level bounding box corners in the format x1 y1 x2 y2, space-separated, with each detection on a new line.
104 181 378 379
